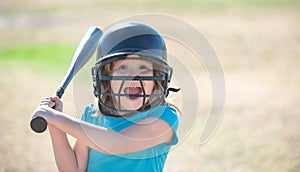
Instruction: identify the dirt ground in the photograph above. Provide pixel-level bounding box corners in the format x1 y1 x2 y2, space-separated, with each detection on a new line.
0 4 300 172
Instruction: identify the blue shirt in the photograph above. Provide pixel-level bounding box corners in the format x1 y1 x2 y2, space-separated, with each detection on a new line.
81 104 179 172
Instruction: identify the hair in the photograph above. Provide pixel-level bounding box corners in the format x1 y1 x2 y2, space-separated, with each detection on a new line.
94 57 182 117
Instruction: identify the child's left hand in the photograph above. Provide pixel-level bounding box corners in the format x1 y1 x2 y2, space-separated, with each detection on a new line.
31 96 62 125
31 105 57 124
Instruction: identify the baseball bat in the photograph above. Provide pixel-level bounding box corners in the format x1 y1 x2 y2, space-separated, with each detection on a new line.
30 26 102 133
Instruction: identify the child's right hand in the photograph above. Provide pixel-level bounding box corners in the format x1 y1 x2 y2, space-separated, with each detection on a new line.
39 96 63 112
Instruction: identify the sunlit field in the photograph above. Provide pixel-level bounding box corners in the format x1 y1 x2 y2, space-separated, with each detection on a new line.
1 0 300 171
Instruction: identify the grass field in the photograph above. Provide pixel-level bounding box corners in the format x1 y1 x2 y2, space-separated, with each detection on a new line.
1 0 300 171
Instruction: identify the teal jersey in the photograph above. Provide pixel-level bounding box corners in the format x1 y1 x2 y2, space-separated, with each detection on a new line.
81 104 179 172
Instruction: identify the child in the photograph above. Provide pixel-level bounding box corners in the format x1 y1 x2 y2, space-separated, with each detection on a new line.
32 22 180 172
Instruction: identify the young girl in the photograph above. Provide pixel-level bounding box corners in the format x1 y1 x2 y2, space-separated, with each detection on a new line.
32 22 180 172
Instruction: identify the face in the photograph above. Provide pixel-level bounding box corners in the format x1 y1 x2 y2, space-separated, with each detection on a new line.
110 55 155 112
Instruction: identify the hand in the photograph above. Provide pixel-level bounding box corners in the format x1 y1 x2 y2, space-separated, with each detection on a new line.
39 96 63 112
31 96 63 124
31 105 57 124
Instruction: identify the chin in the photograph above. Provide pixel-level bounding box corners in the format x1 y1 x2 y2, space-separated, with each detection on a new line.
120 97 145 111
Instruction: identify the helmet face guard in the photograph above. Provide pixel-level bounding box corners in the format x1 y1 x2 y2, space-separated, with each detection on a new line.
91 22 177 117
92 55 173 117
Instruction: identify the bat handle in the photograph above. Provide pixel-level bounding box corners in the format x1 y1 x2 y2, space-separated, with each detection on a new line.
56 87 64 99
30 87 65 133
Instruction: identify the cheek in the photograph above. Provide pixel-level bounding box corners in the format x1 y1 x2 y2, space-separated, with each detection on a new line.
143 81 155 94
110 80 121 93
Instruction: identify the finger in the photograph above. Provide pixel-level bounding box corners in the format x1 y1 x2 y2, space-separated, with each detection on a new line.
50 96 61 103
40 100 56 108
40 97 51 104
31 106 50 119
49 96 63 112
50 96 62 106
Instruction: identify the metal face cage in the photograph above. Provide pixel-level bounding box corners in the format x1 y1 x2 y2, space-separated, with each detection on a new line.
91 55 173 117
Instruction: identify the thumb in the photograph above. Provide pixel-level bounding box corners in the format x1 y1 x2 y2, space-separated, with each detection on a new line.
49 96 63 112
49 101 56 108
50 96 58 102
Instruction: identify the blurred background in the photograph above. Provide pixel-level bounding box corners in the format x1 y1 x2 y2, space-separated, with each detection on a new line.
1 0 299 171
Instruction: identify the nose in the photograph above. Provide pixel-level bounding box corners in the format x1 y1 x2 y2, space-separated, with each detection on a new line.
124 79 141 88
126 69 144 76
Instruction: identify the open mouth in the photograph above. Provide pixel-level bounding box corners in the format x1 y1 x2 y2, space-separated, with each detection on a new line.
124 86 142 99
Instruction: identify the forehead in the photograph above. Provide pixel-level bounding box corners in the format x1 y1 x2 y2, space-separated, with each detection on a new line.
112 54 153 66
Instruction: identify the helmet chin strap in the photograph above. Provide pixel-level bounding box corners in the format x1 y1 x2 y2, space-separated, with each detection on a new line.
166 87 181 97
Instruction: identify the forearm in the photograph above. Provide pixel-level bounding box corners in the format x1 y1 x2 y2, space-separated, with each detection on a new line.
47 111 158 154
48 112 116 154
48 125 81 172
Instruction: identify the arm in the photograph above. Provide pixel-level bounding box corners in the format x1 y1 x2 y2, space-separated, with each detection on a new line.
49 125 89 172
33 105 175 155
37 97 88 172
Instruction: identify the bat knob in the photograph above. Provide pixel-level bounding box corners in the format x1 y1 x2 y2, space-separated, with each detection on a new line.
30 116 48 133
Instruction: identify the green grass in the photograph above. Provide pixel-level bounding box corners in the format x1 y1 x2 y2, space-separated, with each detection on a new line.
0 43 75 68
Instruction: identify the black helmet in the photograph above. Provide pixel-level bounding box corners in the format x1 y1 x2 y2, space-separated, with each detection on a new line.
96 22 167 65
91 22 175 117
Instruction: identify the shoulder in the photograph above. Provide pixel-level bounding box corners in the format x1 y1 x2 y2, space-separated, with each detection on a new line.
134 105 179 145
148 105 178 122
147 106 179 129
147 105 177 117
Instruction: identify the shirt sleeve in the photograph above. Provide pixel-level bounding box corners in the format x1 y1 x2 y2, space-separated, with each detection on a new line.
148 106 179 146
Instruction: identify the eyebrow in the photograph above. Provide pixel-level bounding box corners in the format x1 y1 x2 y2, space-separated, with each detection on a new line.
113 59 153 67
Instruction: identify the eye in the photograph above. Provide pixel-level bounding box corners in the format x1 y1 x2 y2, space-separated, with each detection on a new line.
112 64 128 75
117 65 128 70
139 65 149 71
